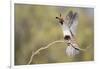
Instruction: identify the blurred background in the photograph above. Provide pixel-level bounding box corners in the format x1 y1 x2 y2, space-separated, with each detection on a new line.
14 4 94 65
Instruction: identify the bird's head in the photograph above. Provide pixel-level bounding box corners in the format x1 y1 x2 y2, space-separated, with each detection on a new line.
56 13 64 25
56 11 78 27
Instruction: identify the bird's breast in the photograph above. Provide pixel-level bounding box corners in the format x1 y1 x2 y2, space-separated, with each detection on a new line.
61 24 71 37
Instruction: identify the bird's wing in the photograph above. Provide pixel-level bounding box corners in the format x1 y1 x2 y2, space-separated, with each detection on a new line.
69 12 78 36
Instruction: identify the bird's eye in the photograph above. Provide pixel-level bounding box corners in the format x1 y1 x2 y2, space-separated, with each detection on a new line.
56 17 58 19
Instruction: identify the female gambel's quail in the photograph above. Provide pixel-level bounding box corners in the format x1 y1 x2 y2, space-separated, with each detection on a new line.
56 11 80 56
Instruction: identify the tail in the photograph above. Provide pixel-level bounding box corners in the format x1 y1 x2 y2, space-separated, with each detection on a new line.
66 43 80 56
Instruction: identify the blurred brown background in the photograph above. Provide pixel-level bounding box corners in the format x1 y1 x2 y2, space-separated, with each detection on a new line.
14 4 94 65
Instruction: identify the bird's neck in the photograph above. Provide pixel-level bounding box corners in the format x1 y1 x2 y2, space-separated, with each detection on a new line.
60 23 72 37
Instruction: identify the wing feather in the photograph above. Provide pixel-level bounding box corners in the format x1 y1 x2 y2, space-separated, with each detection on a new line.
69 12 78 36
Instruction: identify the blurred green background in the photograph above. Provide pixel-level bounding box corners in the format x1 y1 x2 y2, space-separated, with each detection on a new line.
14 4 94 65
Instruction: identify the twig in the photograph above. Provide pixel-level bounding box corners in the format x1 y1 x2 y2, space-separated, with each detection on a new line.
27 39 91 64
27 40 66 64
70 35 91 52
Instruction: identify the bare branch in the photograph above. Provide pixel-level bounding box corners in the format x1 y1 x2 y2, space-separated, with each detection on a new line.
27 40 66 64
27 39 91 64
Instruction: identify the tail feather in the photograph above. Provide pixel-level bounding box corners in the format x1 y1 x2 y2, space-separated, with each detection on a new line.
66 44 80 56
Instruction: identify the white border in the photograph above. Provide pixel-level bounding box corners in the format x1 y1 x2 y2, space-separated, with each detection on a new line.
13 0 95 8
10 0 14 68
11 0 95 69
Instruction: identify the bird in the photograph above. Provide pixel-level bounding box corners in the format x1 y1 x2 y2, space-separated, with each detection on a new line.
56 11 80 56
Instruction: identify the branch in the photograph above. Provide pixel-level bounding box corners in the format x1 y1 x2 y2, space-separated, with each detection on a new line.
27 39 91 64
69 35 91 52
27 40 66 65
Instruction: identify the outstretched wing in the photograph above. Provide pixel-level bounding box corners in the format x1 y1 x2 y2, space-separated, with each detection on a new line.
69 12 78 36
